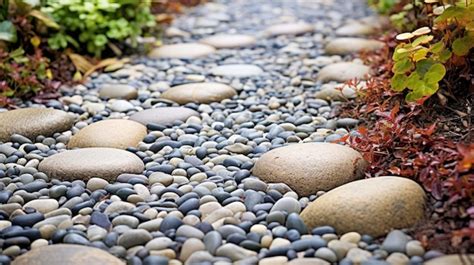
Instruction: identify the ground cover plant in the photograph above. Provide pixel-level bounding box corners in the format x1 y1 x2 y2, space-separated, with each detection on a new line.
341 0 473 253
0 0 204 107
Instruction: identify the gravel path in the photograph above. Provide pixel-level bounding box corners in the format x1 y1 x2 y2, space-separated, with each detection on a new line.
0 0 453 264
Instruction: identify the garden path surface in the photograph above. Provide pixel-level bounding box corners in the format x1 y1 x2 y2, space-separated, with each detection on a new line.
0 0 453 264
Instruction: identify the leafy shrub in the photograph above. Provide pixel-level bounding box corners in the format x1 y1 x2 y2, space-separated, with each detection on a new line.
390 1 473 101
42 0 156 57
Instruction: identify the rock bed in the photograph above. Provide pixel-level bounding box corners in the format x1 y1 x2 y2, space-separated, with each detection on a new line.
0 0 458 264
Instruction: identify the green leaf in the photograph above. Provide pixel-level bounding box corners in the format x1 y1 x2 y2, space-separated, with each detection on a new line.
412 47 429 62
415 59 435 76
407 72 422 90
424 63 446 84
452 36 473 56
0 21 17 43
406 90 424 102
392 58 413 74
430 41 445 54
391 74 408 91
438 49 452 63
422 82 439 95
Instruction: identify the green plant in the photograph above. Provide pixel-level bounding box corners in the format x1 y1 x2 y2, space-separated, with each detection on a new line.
368 0 401 14
42 0 156 57
390 1 473 102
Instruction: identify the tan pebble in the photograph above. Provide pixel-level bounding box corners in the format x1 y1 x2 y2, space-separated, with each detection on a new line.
250 224 268 235
31 239 49 249
39 224 56 239
340 232 361 244
270 238 291 249
261 235 273 248
259 256 288 265
150 249 176 259
127 194 145 203
322 233 338 242
386 252 409 265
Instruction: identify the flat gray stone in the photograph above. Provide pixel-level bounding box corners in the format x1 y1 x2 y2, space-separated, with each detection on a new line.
265 22 313 36
98 84 137 99
336 22 376 36
38 148 144 181
200 34 256 48
149 43 215 59
209 64 263 77
161 82 237 104
0 108 74 142
253 143 367 196
317 62 371 83
130 107 199 125
325 38 384 55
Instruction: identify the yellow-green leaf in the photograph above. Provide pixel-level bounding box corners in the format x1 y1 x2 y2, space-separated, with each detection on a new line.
412 47 429 61
392 58 413 74
391 74 408 91
424 63 446 84
452 36 473 56
29 10 60 29
412 35 433 46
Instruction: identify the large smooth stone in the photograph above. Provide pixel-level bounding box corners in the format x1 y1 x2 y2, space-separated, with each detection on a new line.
130 107 199 125
209 64 263 77
38 148 144 181
200 34 256 48
148 43 215 59
0 108 74 142
265 22 313 36
252 143 367 196
317 62 371 83
325 38 384 55
300 177 426 237
68 119 147 149
425 255 474 265
161 82 237 104
98 84 137 99
336 22 376 36
11 244 123 265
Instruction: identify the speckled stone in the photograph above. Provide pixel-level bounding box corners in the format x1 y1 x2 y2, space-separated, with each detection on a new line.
161 82 237 104
301 177 426 237
0 108 74 142
39 148 144 181
149 43 215 59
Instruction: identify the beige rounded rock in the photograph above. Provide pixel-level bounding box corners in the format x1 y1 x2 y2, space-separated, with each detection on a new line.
317 62 371 83
68 119 147 149
0 108 75 142
11 244 124 265
300 177 426 237
336 22 376 36
424 254 474 265
200 34 256 48
98 84 137 99
161 82 237 104
130 107 199 125
325 38 384 55
23 199 59 214
209 64 263 78
38 148 144 181
149 43 215 59
253 143 367 196
266 22 313 36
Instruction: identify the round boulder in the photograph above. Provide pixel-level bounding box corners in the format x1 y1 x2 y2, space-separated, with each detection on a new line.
265 22 313 36
38 148 144 181
325 38 384 55
252 143 367 196
209 64 263 78
11 244 124 265
148 43 215 59
161 82 237 104
130 107 199 125
317 62 371 83
300 177 426 237
200 34 256 48
68 119 147 149
0 108 75 142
